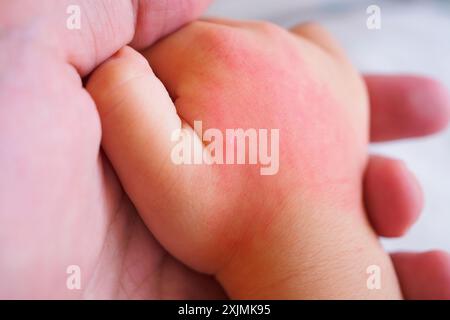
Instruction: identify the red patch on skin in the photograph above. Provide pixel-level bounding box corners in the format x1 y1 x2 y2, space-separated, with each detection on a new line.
143 20 369 270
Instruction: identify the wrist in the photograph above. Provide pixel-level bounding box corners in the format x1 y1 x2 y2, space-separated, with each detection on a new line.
216 203 402 299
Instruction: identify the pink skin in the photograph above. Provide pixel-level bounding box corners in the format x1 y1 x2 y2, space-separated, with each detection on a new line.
364 155 423 237
136 21 373 287
86 21 447 298
392 251 450 299
0 0 449 299
366 75 450 142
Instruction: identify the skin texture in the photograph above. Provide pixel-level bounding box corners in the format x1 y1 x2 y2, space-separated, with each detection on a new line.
364 156 423 237
392 251 450 299
86 19 445 299
1 0 450 299
366 75 450 142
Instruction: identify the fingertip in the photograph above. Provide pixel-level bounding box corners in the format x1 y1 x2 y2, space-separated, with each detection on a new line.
410 76 450 134
367 75 450 142
90 46 151 83
364 155 423 237
86 46 155 117
110 46 145 61
392 250 450 299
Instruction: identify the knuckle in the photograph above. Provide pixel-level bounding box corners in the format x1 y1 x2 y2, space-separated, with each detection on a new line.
298 22 328 33
190 21 247 68
253 21 284 37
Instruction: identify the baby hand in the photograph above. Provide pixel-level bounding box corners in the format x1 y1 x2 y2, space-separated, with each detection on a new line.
87 19 401 299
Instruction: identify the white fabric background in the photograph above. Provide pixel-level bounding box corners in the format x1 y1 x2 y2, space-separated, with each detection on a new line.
206 0 450 252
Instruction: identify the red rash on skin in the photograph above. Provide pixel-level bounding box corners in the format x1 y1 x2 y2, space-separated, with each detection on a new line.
86 17 404 298
144 21 369 269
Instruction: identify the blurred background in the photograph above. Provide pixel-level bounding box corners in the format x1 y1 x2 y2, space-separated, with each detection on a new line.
206 0 450 252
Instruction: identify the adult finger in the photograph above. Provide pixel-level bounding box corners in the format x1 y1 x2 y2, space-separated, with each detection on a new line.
365 75 450 142
364 155 423 237
0 0 211 75
392 251 450 300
